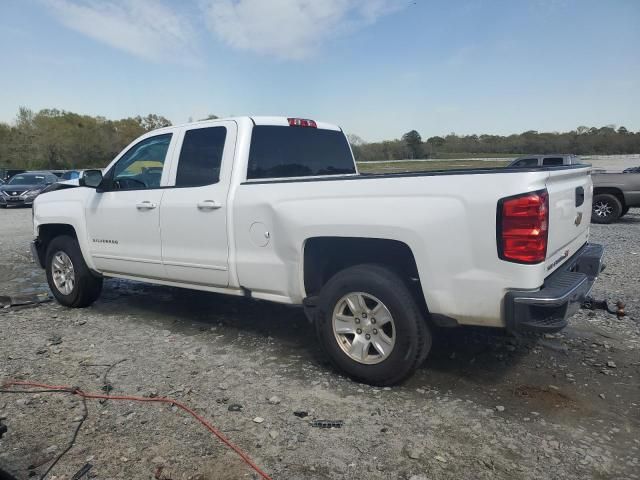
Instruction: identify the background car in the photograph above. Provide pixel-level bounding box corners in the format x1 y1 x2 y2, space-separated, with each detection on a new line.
60 170 82 180
0 171 58 208
508 154 583 167
623 166 640 174
591 172 640 223
0 168 26 183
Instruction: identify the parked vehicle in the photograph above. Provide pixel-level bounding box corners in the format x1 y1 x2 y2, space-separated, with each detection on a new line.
508 154 582 168
0 168 26 183
0 171 58 208
60 170 82 180
623 166 640 174
591 171 640 223
30 117 603 385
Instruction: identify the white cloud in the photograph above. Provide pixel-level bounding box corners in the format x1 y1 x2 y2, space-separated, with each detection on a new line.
201 0 405 60
43 0 199 64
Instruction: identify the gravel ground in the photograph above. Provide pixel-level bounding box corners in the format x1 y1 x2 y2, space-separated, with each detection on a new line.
0 207 638 480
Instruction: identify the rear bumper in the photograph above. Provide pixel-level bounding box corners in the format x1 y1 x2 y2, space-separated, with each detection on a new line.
504 243 604 332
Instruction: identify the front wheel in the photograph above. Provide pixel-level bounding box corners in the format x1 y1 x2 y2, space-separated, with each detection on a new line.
46 235 103 307
591 193 622 224
315 264 431 386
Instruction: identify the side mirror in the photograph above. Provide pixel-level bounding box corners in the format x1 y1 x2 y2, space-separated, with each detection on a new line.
80 169 103 188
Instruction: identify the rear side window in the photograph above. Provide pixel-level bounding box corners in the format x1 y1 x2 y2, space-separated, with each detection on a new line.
176 127 227 187
247 126 355 180
542 157 564 166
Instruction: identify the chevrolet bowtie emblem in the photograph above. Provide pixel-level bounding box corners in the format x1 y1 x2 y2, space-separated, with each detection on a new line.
575 212 583 226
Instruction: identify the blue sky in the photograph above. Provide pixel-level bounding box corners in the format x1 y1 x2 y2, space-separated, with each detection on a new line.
0 0 638 141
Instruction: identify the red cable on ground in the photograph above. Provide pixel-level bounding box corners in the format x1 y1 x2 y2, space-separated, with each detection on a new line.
2 379 273 480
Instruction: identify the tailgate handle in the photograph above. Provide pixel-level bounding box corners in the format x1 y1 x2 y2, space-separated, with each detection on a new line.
575 187 584 207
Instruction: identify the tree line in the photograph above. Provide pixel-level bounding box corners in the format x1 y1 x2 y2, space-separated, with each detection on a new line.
0 108 173 170
350 126 640 162
1 107 639 170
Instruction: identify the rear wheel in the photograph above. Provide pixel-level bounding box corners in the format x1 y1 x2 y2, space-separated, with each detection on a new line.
46 235 103 307
592 193 622 224
315 264 431 386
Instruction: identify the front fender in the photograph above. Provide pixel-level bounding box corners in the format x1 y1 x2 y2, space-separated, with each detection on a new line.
33 189 96 271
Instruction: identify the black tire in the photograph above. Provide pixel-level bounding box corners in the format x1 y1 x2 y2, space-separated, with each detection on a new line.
591 193 622 224
45 235 103 307
315 264 431 386
621 206 630 217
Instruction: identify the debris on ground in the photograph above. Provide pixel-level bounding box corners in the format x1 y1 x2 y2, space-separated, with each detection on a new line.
310 419 344 429
0 292 51 309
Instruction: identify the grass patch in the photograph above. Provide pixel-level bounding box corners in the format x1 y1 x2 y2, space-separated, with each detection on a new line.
357 159 510 174
430 153 517 159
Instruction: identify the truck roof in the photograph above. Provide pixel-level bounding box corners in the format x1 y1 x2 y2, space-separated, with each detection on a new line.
173 116 342 132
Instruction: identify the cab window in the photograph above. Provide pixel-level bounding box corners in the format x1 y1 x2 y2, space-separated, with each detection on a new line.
110 134 172 190
512 158 539 167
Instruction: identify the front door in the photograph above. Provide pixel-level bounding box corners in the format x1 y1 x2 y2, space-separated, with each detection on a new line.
159 121 236 286
86 132 175 278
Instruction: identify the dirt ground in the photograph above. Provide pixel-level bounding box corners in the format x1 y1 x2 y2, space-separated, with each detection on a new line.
0 207 638 480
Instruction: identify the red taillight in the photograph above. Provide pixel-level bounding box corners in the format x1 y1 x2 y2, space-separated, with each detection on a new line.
497 189 548 264
288 118 317 128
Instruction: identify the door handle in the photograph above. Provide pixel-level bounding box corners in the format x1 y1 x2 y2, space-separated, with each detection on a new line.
136 201 157 210
197 200 222 210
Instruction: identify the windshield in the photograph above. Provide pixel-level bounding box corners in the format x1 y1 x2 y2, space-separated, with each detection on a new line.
7 174 47 185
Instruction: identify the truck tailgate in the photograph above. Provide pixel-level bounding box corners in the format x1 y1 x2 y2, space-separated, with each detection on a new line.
544 166 592 275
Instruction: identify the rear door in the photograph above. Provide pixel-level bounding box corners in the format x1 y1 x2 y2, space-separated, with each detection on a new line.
159 121 237 286
544 166 592 274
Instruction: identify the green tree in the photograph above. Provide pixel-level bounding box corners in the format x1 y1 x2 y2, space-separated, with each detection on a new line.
401 130 424 159
136 114 172 131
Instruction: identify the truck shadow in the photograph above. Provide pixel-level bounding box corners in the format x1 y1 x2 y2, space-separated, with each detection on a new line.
414 326 537 385
93 279 537 386
93 278 319 355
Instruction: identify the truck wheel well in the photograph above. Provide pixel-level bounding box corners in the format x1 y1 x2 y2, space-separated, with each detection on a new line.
35 224 78 266
303 237 426 308
593 187 625 208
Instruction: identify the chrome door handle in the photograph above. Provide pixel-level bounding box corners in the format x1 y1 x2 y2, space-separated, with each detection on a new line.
136 201 157 210
197 200 222 210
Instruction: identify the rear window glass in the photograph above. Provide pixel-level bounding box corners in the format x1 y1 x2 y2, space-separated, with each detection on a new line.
543 157 564 166
176 126 227 187
247 126 355 179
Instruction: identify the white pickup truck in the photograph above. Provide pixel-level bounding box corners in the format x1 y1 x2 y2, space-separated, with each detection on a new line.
31 117 604 385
